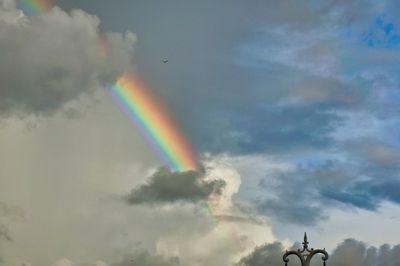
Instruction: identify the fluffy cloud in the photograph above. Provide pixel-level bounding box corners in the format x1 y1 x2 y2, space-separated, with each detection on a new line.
0 0 135 117
125 167 226 205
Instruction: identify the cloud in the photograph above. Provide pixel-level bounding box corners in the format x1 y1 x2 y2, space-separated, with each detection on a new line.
125 167 226 205
0 1 135 117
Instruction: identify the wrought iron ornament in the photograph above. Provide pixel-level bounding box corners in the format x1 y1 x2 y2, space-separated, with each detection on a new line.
283 233 329 266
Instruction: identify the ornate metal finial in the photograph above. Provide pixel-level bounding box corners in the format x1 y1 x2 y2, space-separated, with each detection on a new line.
303 232 309 249
283 233 329 266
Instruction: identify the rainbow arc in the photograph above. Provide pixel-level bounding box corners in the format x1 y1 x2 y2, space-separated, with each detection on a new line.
110 73 198 172
19 0 52 15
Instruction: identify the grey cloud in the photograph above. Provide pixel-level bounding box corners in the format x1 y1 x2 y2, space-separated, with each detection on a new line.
0 3 135 117
125 167 226 205
112 250 179 266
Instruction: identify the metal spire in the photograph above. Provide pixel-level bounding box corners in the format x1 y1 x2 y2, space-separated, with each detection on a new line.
303 232 309 249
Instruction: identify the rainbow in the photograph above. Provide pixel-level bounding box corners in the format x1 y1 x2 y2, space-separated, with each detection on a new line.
18 0 52 15
110 72 198 172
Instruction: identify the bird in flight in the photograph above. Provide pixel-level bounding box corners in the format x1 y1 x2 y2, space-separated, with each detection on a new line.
162 59 168 63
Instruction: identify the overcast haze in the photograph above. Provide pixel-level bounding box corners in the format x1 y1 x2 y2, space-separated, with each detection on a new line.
1 0 400 265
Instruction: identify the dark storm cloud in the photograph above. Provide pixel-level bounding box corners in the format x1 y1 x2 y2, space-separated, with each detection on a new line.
0 1 135 117
238 239 400 266
125 167 226 205
112 250 180 266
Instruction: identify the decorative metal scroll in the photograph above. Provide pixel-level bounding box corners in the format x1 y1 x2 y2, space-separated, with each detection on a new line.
283 233 329 266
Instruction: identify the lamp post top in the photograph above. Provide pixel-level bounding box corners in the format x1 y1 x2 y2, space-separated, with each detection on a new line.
283 233 329 266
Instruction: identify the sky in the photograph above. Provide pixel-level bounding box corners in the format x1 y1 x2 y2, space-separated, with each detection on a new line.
1 0 400 265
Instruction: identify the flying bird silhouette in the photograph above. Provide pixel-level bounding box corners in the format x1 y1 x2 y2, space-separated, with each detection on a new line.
162 59 168 63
